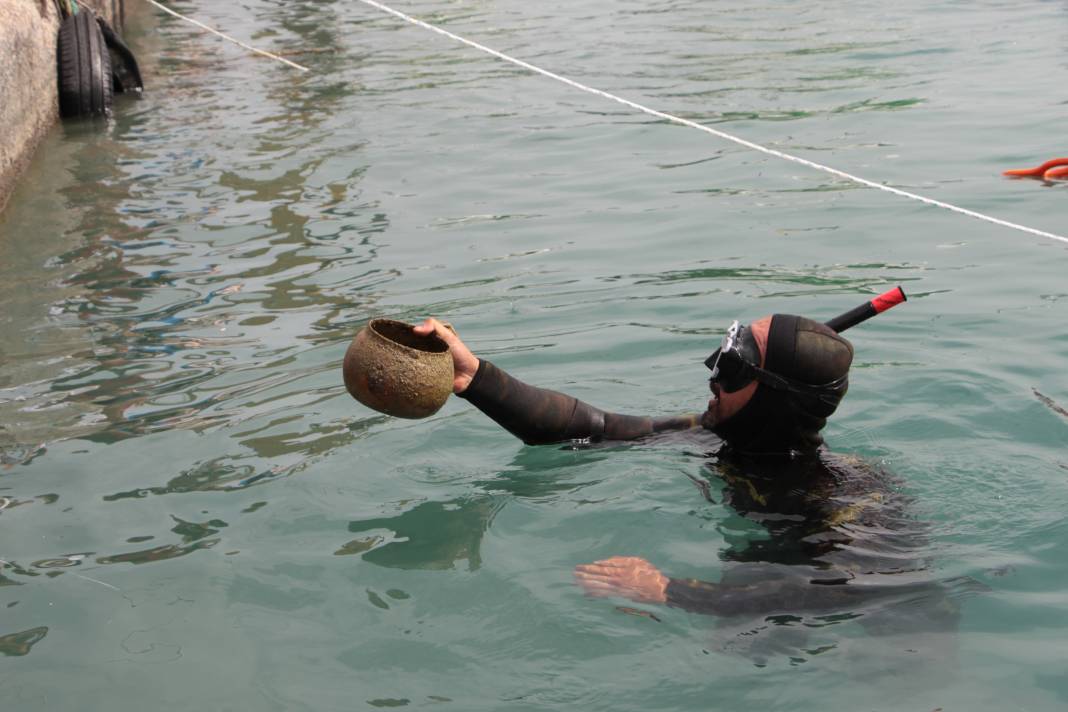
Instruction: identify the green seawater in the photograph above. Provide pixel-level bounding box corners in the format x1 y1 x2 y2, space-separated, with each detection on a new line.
2 1 1067 709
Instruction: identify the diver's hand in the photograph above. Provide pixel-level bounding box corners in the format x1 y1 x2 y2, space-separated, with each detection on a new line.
413 318 479 394
573 556 669 604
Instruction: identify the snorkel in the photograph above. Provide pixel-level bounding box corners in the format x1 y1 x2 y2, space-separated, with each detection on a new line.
706 286 908 391
823 286 907 334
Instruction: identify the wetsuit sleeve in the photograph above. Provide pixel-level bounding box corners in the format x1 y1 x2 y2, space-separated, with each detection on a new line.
457 359 699 445
665 578 733 616
666 574 862 617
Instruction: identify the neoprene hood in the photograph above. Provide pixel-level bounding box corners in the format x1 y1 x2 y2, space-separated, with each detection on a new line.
713 314 854 454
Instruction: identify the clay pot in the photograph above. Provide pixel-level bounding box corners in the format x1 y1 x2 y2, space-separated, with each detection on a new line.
343 318 454 419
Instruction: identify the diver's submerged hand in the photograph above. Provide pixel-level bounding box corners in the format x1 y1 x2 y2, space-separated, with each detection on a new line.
574 556 669 604
413 318 479 393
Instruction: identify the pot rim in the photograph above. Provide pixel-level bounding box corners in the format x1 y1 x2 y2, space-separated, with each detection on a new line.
367 318 450 356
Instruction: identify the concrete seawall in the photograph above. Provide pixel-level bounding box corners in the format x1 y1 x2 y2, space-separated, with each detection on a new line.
0 0 128 215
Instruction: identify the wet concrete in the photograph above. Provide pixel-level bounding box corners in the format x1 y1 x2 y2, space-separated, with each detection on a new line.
0 0 127 215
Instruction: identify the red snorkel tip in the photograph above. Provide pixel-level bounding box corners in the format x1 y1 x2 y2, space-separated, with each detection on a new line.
871 286 907 313
824 286 907 334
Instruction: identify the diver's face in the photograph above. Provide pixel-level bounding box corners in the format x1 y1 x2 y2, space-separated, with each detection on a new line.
701 316 771 429
702 378 758 428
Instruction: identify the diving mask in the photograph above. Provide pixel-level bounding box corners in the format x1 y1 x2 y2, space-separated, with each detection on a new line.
704 320 847 406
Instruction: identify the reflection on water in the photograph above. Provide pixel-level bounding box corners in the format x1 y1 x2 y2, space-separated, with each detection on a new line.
0 0 394 588
0 0 1065 708
0 626 48 657
0 0 383 458
348 498 504 570
347 447 600 570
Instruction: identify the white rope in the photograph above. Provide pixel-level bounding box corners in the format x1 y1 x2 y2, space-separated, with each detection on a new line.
357 0 1068 246
143 0 310 72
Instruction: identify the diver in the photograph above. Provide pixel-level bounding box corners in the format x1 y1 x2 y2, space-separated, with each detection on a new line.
408 291 964 649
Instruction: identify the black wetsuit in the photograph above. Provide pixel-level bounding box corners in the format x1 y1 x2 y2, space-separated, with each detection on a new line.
460 359 956 625
458 359 701 444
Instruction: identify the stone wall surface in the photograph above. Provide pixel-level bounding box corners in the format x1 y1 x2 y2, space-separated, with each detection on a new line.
0 0 126 215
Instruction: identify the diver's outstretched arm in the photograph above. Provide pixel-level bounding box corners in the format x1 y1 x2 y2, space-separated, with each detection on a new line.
460 359 698 445
574 556 761 616
574 556 869 617
415 318 697 445
573 556 733 615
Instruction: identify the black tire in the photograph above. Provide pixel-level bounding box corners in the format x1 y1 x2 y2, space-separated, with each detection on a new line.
58 10 113 118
